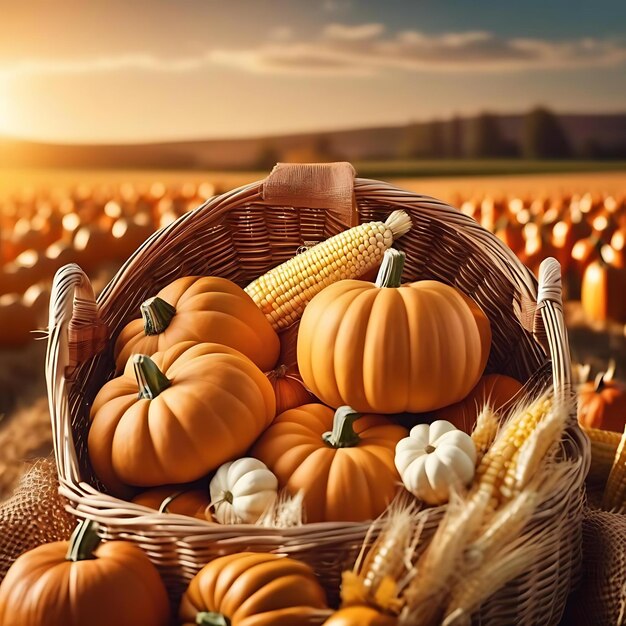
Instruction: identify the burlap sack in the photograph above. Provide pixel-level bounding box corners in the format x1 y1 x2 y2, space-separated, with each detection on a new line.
0 457 74 582
561 506 626 626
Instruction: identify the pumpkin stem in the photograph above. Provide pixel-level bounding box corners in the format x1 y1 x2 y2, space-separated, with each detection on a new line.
158 491 183 514
594 372 606 393
323 406 362 448
375 248 406 288
274 364 288 378
66 519 101 562
425 444 436 454
141 296 176 335
196 612 231 626
134 354 172 399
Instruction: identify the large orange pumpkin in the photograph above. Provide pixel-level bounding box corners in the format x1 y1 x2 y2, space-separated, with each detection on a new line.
89 341 275 492
578 370 626 433
179 552 329 626
434 374 523 433
323 607 397 625
267 364 315 415
297 250 491 414
114 276 279 372
0 520 169 626
132 486 211 520
251 404 407 523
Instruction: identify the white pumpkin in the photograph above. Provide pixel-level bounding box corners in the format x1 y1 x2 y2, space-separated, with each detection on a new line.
395 420 477 505
209 457 278 524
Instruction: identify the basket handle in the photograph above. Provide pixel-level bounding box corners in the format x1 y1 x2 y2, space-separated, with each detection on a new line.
46 263 108 485
532 257 572 394
261 161 358 226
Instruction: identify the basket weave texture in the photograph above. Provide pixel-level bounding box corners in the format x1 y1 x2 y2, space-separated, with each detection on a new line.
46 163 589 623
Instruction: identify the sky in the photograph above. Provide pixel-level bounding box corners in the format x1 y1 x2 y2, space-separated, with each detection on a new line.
1 0 625 143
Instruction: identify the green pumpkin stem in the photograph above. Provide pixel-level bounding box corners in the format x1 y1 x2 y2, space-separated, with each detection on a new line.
323 406 362 448
196 612 231 626
141 296 176 335
66 519 101 562
375 248 406 288
134 354 172 399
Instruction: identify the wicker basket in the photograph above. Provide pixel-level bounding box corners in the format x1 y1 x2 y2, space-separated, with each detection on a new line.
46 163 589 624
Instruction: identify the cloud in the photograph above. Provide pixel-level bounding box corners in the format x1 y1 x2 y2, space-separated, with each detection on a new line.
2 27 626 81
212 28 626 75
323 23 385 41
323 0 354 12
268 26 294 42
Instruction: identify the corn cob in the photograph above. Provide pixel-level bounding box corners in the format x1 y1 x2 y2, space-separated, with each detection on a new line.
342 499 421 614
471 405 500 464
585 427 622 484
602 427 626 513
245 210 412 330
474 394 552 512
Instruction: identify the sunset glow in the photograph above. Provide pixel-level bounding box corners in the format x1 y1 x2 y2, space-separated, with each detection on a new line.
0 0 625 143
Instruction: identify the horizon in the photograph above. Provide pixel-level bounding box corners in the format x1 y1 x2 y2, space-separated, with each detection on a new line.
1 1 626 144
1 108 626 147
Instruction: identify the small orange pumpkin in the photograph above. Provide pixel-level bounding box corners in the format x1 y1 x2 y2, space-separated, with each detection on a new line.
114 276 280 372
179 552 329 626
297 249 491 414
132 486 211 520
323 607 397 625
581 254 626 324
251 404 407 523
267 365 314 414
89 341 275 493
0 520 170 626
578 366 626 433
434 374 523 433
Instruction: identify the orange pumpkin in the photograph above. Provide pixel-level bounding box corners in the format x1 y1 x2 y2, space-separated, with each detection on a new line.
267 365 314 414
297 250 491 414
434 374 523 433
110 214 155 262
89 341 275 493
0 282 50 347
495 217 525 255
114 276 279 372
519 223 558 276
323 607 397 625
579 370 626 433
251 404 407 523
132 486 211 520
72 223 114 273
551 213 591 274
0 520 169 626
571 235 603 278
278 321 300 371
581 256 626 324
179 552 328 626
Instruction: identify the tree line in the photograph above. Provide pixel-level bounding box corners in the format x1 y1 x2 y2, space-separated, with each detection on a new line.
255 107 626 167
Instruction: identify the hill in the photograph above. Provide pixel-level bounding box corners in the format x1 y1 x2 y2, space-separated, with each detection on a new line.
1 112 625 170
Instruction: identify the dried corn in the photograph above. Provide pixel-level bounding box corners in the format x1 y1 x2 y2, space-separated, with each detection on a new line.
342 499 421 614
474 394 552 511
471 405 500 464
602 427 626 512
585 427 622 484
512 397 569 493
245 210 412 330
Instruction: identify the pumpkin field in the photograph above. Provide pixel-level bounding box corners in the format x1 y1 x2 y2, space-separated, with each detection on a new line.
0 167 624 499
